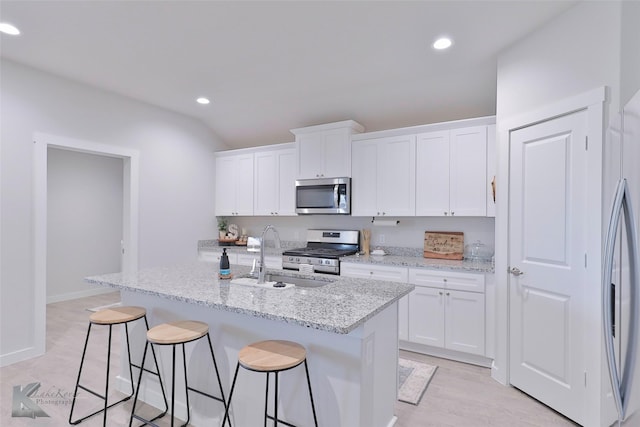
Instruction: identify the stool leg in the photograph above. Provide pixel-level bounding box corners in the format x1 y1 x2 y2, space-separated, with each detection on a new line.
222 362 240 427
102 324 113 427
181 343 190 427
171 344 176 427
129 341 148 427
69 322 93 424
144 316 169 415
274 372 279 427
264 373 270 427
129 341 168 427
304 360 318 427
124 322 136 398
206 333 228 415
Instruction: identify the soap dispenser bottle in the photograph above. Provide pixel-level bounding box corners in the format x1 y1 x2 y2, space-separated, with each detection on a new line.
219 248 231 279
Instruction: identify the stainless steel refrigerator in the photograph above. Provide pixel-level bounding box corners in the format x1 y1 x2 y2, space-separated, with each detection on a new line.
603 89 640 426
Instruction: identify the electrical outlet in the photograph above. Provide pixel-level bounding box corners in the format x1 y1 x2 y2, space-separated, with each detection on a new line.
378 234 385 244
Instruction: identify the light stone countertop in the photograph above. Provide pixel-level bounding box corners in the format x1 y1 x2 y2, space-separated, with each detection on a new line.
340 253 495 273
85 262 414 334
197 240 495 273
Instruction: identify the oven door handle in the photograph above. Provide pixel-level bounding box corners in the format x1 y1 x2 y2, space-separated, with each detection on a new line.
333 184 340 208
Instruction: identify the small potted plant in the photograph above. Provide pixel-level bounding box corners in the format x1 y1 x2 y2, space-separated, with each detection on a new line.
217 217 228 239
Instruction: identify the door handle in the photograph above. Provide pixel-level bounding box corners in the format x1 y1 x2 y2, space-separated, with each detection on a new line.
509 267 524 276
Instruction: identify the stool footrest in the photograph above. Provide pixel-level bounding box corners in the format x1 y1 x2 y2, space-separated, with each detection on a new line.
77 383 106 400
186 386 225 404
69 393 133 425
266 414 297 427
131 411 166 427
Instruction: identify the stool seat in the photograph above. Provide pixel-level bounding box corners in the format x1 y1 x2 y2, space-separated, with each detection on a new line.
239 340 306 372
89 306 146 325
147 320 209 345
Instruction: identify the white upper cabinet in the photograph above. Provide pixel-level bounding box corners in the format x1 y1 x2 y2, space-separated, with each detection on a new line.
352 134 416 216
215 153 254 216
254 148 296 216
416 125 488 216
292 120 364 179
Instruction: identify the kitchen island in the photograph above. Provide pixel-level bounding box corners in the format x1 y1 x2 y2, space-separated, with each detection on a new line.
86 262 414 427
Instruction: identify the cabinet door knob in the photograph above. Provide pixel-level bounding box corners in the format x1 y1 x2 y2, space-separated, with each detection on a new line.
439 291 443 295
443 278 447 282
451 212 455 215
444 212 448 216
446 292 450 296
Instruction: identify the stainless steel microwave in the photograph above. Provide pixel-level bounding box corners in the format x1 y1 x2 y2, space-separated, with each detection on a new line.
295 177 351 215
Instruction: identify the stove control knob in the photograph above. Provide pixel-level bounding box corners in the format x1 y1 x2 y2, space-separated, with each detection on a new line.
296 258 300 262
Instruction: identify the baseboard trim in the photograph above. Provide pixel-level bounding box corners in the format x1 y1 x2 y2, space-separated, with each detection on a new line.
399 340 492 368
47 287 116 304
0 345 44 367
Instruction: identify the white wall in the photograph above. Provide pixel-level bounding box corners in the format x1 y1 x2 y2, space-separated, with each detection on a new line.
47 148 123 302
0 59 227 365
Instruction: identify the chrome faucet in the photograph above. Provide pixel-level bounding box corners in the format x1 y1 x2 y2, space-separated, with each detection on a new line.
258 225 281 284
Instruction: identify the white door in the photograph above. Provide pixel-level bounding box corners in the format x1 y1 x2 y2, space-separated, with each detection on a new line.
509 110 588 425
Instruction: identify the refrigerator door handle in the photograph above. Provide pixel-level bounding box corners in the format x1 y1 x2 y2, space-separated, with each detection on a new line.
603 178 640 422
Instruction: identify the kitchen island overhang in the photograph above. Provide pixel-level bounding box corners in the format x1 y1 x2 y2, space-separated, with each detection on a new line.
86 262 414 427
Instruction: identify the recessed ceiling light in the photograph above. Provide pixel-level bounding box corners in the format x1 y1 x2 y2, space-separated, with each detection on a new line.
433 37 452 50
0 22 21 36
196 97 210 105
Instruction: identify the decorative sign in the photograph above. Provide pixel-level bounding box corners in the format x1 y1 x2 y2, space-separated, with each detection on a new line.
228 223 239 239
423 231 464 260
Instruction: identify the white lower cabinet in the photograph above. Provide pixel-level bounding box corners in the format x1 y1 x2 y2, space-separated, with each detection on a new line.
199 249 282 270
408 268 485 356
340 263 409 340
198 249 237 264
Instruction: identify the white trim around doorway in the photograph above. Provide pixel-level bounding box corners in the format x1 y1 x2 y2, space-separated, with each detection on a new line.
31 132 139 363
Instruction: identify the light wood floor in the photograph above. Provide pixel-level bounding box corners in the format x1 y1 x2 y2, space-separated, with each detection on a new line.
0 292 578 426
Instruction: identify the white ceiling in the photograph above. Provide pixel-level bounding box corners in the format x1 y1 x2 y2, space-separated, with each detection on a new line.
0 1 578 148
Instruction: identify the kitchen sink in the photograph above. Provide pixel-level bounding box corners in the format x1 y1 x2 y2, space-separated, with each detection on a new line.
265 273 333 288
230 273 333 288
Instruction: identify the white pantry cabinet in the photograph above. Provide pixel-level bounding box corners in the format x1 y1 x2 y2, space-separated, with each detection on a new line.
340 263 409 340
291 120 364 179
253 148 296 216
215 153 254 216
408 268 485 356
351 134 416 216
416 126 488 216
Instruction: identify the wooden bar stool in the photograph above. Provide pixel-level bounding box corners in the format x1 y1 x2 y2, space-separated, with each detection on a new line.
222 340 318 427
129 320 227 427
69 306 166 426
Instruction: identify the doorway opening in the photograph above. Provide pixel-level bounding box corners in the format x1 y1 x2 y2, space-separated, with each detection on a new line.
33 133 139 358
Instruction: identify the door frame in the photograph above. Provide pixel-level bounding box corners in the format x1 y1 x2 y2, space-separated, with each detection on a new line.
494 87 605 424
32 132 139 360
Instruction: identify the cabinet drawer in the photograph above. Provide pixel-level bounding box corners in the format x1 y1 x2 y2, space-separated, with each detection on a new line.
340 263 408 283
409 268 485 293
237 253 282 269
198 250 238 264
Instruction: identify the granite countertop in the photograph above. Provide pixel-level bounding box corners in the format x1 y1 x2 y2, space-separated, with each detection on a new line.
198 240 495 273
85 262 414 335
340 253 495 273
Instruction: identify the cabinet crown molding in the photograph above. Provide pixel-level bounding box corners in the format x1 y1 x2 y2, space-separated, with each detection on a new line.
290 120 364 135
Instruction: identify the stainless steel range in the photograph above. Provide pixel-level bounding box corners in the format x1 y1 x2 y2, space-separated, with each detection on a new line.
282 229 359 275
